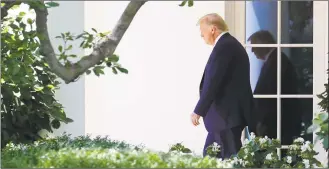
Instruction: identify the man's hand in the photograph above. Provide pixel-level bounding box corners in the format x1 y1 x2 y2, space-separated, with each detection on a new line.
191 113 201 126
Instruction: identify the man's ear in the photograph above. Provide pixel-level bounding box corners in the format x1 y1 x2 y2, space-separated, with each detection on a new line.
211 27 215 35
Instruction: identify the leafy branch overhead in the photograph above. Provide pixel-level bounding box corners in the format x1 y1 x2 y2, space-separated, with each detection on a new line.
1 0 194 84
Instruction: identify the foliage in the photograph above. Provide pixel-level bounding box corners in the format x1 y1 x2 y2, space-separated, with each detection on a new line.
1 133 323 168
168 143 192 154
317 80 328 113
0 6 72 148
308 113 328 150
205 142 221 158
1 134 231 168
179 0 194 7
233 133 322 168
54 30 129 77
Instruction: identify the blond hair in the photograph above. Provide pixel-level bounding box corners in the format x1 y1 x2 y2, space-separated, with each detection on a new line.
197 13 229 32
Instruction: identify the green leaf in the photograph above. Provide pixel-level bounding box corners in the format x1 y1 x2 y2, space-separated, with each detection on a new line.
313 118 322 125
108 55 119 62
11 4 21 10
99 31 111 37
12 65 21 75
86 70 92 75
63 118 74 123
322 136 329 150
18 12 26 17
112 67 118 74
320 123 328 132
179 0 187 6
66 45 73 51
92 28 97 33
307 124 319 133
106 62 112 67
27 18 34 24
187 0 194 7
116 67 128 74
34 86 44 91
51 119 61 129
93 66 105 76
76 32 87 39
50 108 67 120
45 1 60 8
15 17 22 22
58 45 63 52
318 113 328 121
47 85 55 90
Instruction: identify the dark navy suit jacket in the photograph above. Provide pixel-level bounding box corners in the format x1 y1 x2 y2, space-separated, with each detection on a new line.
194 33 254 133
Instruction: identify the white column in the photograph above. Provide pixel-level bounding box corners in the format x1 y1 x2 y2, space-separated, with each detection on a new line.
47 1 86 137
313 1 328 165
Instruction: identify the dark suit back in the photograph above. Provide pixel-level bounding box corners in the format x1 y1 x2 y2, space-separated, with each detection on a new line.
194 33 254 132
252 49 302 145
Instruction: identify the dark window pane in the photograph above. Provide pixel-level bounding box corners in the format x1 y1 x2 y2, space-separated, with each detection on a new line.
281 1 313 44
246 1 277 44
281 98 313 145
281 48 313 94
250 98 312 145
250 98 277 138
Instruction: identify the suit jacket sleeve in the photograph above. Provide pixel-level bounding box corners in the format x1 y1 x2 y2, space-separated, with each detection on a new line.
194 43 233 117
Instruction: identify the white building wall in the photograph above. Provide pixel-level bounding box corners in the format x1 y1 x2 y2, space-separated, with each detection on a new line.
49 1 225 155
47 1 86 137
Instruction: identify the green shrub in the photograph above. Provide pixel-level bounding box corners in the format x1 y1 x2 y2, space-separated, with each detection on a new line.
2 134 230 168
168 143 192 154
1 4 72 148
235 133 322 168
1 133 324 168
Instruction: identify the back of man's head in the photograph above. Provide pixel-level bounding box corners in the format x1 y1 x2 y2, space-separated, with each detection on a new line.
247 30 276 44
248 30 276 60
197 13 229 32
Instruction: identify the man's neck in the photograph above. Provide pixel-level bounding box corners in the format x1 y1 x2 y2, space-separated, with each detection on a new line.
213 31 227 46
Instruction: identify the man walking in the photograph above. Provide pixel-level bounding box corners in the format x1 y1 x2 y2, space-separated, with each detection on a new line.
190 13 254 159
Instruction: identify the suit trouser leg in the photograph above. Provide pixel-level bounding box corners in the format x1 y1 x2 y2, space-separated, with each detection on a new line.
203 132 216 157
203 131 235 159
203 126 244 159
203 132 225 158
219 125 244 159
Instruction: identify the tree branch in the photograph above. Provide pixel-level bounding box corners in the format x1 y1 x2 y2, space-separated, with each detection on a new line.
32 1 147 84
1 1 22 20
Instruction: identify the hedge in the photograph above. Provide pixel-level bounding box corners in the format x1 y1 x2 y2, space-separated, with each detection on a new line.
1 133 325 168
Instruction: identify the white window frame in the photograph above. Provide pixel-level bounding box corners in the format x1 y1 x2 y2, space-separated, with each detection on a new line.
225 1 328 158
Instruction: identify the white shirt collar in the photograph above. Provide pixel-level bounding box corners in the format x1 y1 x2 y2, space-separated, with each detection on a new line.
214 31 228 46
